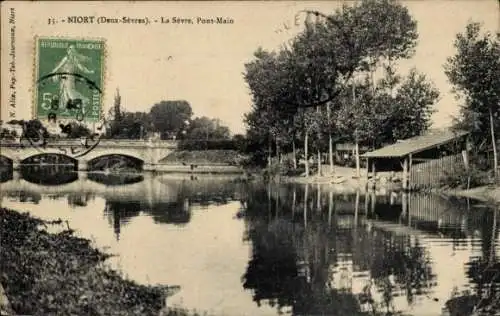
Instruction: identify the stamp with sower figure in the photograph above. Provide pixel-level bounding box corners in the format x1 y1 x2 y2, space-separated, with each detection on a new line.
35 37 105 123
26 36 107 156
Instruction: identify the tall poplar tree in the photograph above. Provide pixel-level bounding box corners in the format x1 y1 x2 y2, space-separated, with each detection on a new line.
445 22 500 179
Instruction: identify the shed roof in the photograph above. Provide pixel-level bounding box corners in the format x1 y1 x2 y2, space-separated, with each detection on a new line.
361 129 469 158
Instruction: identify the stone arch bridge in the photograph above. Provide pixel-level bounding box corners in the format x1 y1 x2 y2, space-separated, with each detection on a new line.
0 139 177 171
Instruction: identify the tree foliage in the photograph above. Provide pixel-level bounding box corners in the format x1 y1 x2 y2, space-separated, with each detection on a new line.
150 100 193 140
243 0 423 169
103 94 233 143
290 0 418 108
185 116 231 140
0 127 17 140
445 22 500 147
63 123 92 139
107 112 152 139
334 69 438 148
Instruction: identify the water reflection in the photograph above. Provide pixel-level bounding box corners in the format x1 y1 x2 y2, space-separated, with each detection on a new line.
20 165 78 185
241 185 438 315
104 201 142 239
67 192 94 208
104 199 192 240
4 190 42 204
2 170 500 316
0 166 13 183
88 154 143 172
88 172 144 186
239 184 500 315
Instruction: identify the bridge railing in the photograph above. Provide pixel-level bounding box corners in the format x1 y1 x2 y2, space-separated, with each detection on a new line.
0 139 177 148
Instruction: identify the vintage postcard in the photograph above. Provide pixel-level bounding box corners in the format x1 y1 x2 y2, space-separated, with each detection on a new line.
1 1 499 316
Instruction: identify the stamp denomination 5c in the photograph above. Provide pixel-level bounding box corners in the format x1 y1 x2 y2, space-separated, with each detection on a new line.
34 37 105 123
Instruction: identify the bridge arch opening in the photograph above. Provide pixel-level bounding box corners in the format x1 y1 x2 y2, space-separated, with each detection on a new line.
0 155 13 168
20 154 79 185
0 156 13 183
88 154 144 172
21 154 78 168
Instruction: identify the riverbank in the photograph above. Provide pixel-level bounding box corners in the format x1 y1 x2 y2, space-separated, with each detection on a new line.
280 164 500 202
159 150 244 165
152 163 244 174
0 208 203 316
445 185 500 203
280 165 400 193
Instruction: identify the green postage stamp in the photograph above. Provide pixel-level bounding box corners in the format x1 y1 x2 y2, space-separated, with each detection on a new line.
34 37 105 122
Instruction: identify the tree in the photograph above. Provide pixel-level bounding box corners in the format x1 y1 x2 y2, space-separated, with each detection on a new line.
445 22 500 179
17 119 49 146
232 134 247 153
337 69 439 150
185 116 231 140
390 69 439 141
113 88 122 122
106 88 124 138
149 100 193 140
244 48 296 166
294 107 324 177
64 123 91 139
289 0 418 109
0 127 17 140
243 0 419 173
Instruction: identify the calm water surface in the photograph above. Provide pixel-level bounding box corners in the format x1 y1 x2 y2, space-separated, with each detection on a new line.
1 165 500 316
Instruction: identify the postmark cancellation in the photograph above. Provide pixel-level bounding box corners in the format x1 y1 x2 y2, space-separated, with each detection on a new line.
33 36 106 125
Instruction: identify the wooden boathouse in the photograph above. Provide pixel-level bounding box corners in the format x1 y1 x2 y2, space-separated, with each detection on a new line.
361 129 470 190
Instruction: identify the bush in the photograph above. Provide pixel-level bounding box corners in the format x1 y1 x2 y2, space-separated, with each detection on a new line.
441 165 491 189
159 150 244 165
177 139 236 151
262 161 281 179
0 208 170 315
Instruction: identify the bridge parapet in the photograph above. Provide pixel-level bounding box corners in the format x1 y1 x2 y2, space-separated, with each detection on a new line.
0 139 178 149
0 139 177 170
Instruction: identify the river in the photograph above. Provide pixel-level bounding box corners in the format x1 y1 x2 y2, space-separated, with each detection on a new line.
1 165 499 316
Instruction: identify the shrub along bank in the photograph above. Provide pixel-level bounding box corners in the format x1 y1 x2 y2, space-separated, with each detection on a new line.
0 208 172 316
159 150 246 165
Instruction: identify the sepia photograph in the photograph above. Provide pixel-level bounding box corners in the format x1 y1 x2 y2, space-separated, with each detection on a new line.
0 1 499 315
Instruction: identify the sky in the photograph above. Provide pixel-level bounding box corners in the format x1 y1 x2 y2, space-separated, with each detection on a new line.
1 0 499 134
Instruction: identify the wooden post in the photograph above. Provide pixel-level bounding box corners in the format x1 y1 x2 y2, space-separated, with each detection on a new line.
402 157 408 191
364 190 369 214
292 141 297 169
402 192 409 226
365 158 370 182
328 190 333 227
304 183 309 228
408 153 413 191
462 149 471 190
304 132 309 177
267 182 272 220
370 191 376 215
316 183 321 213
462 150 469 170
275 187 279 218
354 190 360 226
355 141 361 178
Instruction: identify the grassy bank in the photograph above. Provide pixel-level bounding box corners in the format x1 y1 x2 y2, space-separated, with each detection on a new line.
0 208 202 316
159 150 244 165
447 185 500 203
284 164 500 205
